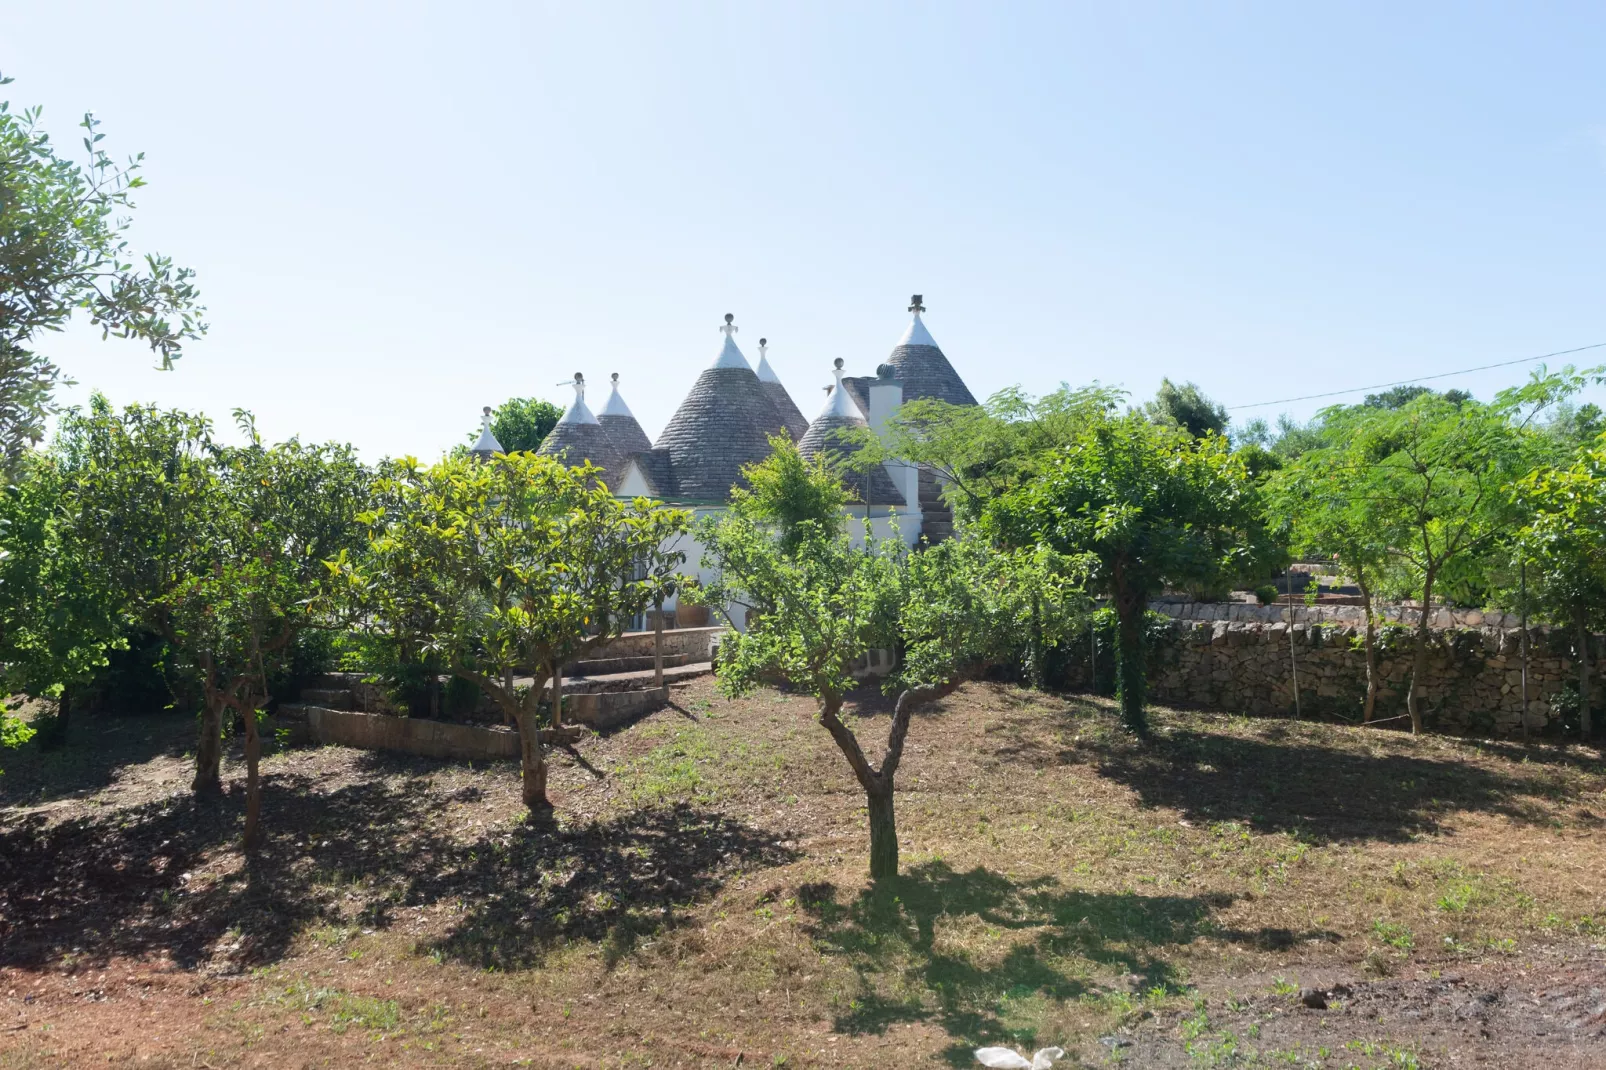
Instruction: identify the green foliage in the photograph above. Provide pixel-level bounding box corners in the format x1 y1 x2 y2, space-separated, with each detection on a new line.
727 435 849 556
697 477 900 706
0 448 123 719
1510 431 1606 735
337 451 687 807
0 73 206 468
479 396 562 454
59 397 371 822
986 408 1275 733
1143 378 1227 439
871 384 1124 527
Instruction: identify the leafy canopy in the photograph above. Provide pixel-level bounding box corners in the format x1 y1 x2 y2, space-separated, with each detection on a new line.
0 74 205 466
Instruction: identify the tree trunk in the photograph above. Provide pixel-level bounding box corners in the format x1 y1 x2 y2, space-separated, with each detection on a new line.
56 685 70 734
1405 575 1435 736
1113 585 1148 736
653 599 665 690
1578 608 1593 740
1358 575 1378 724
550 661 564 729
242 698 263 851
866 781 898 881
1027 592 1045 690
194 700 225 795
516 709 551 810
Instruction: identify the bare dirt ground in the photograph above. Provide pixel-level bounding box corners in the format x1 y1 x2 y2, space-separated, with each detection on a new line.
2 680 1604 1067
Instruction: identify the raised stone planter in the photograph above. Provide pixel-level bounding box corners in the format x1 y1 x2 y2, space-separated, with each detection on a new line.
304 707 520 761
565 686 669 731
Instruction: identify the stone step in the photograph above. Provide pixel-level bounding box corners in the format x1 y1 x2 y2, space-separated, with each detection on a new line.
564 652 693 677
299 688 353 710
549 660 713 695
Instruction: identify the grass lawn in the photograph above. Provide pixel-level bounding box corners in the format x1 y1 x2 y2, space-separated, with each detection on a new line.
2 679 1605 1067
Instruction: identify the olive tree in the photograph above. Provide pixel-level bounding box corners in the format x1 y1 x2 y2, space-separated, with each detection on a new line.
0 73 205 468
340 451 687 810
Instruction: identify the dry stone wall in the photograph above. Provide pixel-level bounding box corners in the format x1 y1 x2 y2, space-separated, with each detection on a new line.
1140 601 1599 737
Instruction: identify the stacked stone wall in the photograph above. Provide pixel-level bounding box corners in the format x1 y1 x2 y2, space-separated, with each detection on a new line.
1135 602 1600 736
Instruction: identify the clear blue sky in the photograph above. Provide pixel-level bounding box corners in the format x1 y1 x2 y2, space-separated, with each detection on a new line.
7 2 1605 457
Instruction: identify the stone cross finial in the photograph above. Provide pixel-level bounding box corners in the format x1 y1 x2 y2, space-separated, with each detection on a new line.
720 313 738 338
557 372 585 401
908 294 925 313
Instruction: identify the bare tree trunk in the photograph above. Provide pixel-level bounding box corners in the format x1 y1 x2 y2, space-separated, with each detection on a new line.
516 708 550 810
1027 592 1045 690
813 681 961 883
1357 574 1378 724
1113 584 1148 736
653 598 665 690
550 660 564 729
242 696 263 851
866 783 898 881
1578 608 1593 741
1405 575 1435 736
1520 561 1530 743
194 699 225 795
1286 578 1302 720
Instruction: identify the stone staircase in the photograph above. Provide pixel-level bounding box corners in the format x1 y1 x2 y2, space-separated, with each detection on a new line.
916 465 954 544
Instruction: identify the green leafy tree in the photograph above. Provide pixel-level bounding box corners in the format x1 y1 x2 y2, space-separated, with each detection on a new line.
1144 378 1228 439
61 399 369 837
1512 435 1606 738
0 450 123 747
173 416 370 846
0 73 205 468
1267 444 1395 722
57 397 221 786
340 452 687 810
1311 395 1538 734
480 397 563 454
696 440 1088 880
986 410 1273 735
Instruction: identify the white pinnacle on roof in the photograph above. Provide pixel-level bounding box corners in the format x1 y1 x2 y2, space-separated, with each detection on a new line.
557 372 599 425
754 337 782 384
471 406 502 454
897 309 939 348
600 372 635 418
819 357 860 420
711 312 750 370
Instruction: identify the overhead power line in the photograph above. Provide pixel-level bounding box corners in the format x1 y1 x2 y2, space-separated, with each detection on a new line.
1225 341 1606 412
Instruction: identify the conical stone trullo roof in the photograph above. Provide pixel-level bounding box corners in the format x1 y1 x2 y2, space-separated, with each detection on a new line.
884 295 977 407
754 338 809 441
797 359 905 507
538 373 624 484
598 373 652 455
652 315 789 502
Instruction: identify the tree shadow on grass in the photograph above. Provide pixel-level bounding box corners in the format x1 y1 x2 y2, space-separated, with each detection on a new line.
802 860 1333 1063
0 710 196 809
0 749 795 976
1074 727 1561 844
409 803 798 970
